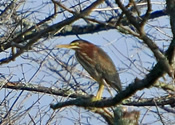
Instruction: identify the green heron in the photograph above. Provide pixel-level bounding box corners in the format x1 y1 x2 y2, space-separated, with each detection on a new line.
57 39 122 100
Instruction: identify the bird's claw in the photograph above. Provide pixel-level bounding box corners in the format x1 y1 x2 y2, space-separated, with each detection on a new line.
91 96 101 102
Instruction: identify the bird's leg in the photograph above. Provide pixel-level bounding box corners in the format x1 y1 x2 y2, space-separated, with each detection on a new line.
91 84 104 101
96 84 104 100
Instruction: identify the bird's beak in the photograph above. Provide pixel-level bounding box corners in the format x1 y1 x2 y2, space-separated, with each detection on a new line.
56 44 79 49
56 44 72 49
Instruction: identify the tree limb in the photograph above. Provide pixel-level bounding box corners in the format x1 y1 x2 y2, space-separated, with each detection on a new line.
2 82 89 99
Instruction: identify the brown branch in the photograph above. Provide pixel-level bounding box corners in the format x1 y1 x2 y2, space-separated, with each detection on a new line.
140 0 151 28
51 0 75 14
115 0 140 30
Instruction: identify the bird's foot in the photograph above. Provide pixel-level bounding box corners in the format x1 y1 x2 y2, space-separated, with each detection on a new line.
91 96 101 102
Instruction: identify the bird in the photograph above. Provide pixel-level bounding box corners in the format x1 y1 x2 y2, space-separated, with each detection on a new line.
57 39 122 100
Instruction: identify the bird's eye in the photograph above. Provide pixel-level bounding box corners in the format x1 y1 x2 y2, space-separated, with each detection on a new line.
70 42 79 46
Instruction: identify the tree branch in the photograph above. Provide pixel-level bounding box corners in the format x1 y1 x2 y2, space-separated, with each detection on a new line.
2 82 89 99
124 95 175 107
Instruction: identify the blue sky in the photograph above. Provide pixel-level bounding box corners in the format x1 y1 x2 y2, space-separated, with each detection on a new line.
0 0 174 124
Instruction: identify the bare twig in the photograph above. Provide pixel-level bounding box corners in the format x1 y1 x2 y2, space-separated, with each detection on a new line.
140 0 152 28
154 99 166 125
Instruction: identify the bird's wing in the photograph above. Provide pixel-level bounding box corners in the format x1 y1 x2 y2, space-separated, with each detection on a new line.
95 48 122 91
